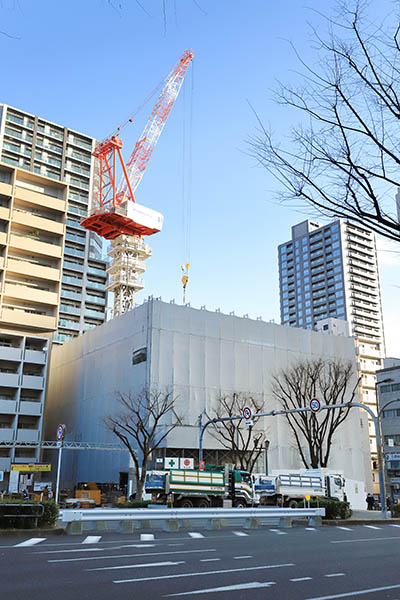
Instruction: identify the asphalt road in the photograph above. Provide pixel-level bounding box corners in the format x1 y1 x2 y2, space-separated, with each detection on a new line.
1 523 400 599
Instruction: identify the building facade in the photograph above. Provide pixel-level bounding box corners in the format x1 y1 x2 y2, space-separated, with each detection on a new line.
45 299 372 507
376 358 400 504
0 104 108 344
278 219 385 486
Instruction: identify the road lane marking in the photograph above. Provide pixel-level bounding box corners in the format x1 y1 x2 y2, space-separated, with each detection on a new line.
363 525 381 530
331 536 400 544
390 524 400 528
233 531 248 536
233 555 252 559
168 544 185 546
49 548 216 563
15 538 46 547
113 563 295 584
269 529 287 535
337 527 353 531
290 577 313 582
188 533 204 539
306 582 400 599
164 581 276 596
82 536 102 544
39 548 105 554
88 560 185 572
325 573 345 578
140 534 155 541
200 558 221 562
306 528 316 531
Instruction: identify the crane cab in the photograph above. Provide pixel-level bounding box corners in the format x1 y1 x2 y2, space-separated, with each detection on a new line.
81 202 164 240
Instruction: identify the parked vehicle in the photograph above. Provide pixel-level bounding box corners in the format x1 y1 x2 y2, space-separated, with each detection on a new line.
254 471 346 507
145 464 257 508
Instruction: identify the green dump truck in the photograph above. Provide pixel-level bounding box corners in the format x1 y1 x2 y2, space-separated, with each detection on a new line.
145 464 257 508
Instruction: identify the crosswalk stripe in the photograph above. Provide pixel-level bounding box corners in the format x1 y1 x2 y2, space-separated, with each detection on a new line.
15 538 46 547
140 534 155 541
390 524 400 528
269 529 287 535
306 528 316 531
233 531 248 537
188 532 204 539
82 536 102 544
363 525 381 530
337 527 353 531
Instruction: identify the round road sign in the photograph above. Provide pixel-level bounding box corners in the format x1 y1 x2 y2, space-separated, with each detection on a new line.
242 406 252 420
56 424 65 441
310 398 321 413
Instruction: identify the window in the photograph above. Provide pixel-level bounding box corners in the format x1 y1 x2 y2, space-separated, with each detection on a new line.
383 409 400 418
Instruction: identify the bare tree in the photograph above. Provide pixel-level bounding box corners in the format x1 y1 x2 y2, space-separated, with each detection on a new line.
105 388 181 499
250 1 400 242
272 358 359 469
207 392 267 473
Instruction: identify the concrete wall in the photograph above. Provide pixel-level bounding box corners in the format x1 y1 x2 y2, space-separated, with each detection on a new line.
45 299 371 490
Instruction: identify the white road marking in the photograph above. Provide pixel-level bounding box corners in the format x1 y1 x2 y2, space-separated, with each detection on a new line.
140 534 155 541
168 543 185 546
233 555 252 559
332 536 400 544
39 548 104 555
325 573 345 578
363 525 381 530
200 558 221 562
188 532 204 539
290 577 313 582
89 560 185 572
390 524 400 528
306 528 316 531
15 538 46 547
82 536 102 544
233 531 248 537
269 529 287 535
113 563 295 584
164 581 276 596
305 582 400 599
337 527 353 531
49 548 216 563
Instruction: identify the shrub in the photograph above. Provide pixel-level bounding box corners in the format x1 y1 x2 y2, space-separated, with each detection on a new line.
0 499 59 529
391 503 400 518
117 500 151 508
310 497 352 520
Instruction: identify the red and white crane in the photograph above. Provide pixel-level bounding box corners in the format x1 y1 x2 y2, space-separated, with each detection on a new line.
81 50 194 316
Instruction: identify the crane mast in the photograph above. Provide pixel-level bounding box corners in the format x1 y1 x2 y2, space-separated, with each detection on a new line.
81 50 193 317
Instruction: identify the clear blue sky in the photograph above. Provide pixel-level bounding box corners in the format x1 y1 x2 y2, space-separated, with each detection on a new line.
1 0 398 355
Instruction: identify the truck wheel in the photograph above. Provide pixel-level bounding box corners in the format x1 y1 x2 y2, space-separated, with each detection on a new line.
234 500 246 508
288 500 298 509
197 499 210 508
180 499 194 508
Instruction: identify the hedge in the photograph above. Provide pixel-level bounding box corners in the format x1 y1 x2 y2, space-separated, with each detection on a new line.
310 497 352 520
391 503 400 518
0 499 59 529
117 500 151 508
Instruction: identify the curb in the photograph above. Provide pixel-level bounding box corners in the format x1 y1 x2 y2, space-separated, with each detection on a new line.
322 518 400 526
0 527 66 537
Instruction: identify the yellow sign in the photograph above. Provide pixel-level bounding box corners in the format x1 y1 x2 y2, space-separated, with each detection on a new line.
305 494 311 501
11 463 51 472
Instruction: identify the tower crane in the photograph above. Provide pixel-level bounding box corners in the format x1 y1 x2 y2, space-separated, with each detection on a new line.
81 49 194 317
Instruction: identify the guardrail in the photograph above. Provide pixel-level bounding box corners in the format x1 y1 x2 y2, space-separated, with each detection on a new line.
0 503 44 528
60 507 325 535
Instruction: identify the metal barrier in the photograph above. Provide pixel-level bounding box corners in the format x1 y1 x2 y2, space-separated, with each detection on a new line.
60 507 325 534
0 503 44 528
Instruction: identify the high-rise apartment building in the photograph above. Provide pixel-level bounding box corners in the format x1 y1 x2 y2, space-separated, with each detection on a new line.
0 104 108 344
278 219 385 480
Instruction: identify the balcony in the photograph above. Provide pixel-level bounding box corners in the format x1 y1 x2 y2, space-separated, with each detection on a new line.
84 308 104 320
6 258 60 282
3 283 58 306
16 429 40 442
0 372 19 387
61 288 81 301
0 206 10 221
0 231 8 245
24 349 47 364
0 346 22 361
1 308 57 332
0 399 17 413
0 428 14 441
12 209 64 235
14 185 66 212
86 280 106 291
58 318 80 331
19 401 42 416
9 233 62 258
0 181 12 197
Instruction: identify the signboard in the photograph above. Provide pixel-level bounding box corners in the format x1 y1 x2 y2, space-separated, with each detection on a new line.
390 478 400 484
305 493 311 501
8 469 19 494
245 418 254 427
10 463 51 472
310 398 321 413
180 458 194 470
0 471 3 482
242 406 252 420
386 453 400 462
164 457 179 469
56 423 65 441
199 461 205 471
155 457 164 464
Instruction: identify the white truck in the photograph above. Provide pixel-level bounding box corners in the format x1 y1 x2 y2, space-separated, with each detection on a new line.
254 471 346 507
